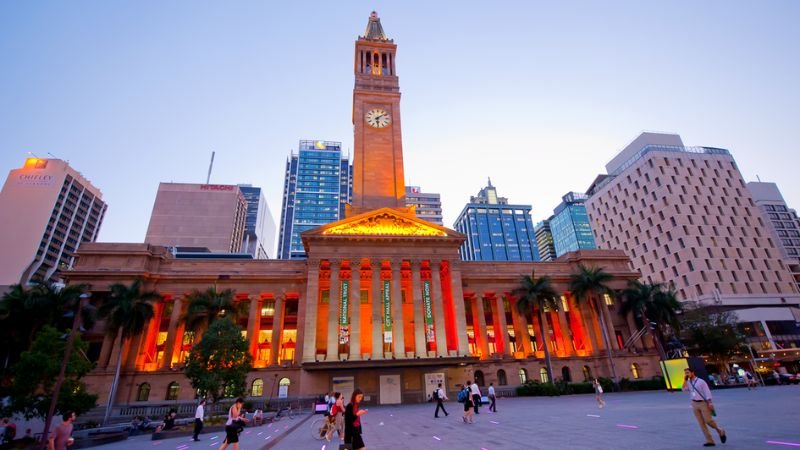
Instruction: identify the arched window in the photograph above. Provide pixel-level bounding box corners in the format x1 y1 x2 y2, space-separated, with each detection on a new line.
278 377 291 398
519 368 528 384
562 366 572 382
497 369 508 386
251 378 264 397
279 377 291 387
540 367 550 383
166 382 180 401
631 363 642 380
474 370 485 387
136 383 151 402
582 365 592 381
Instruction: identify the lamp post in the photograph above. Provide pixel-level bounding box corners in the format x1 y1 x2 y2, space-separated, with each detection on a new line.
40 292 90 450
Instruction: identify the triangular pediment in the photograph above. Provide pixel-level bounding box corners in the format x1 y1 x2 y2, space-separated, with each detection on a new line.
303 208 461 238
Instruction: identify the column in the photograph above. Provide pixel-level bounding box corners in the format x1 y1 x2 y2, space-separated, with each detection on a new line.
124 331 145 370
391 259 405 358
161 298 183 370
327 261 341 361
540 308 552 354
269 296 286 366
99 332 117 369
349 260 362 360
578 298 600 353
301 261 320 363
509 294 533 355
450 267 470 356
371 260 383 360
557 307 575 356
246 295 261 361
601 300 620 350
411 260 426 357
493 294 510 356
431 261 448 357
473 297 490 359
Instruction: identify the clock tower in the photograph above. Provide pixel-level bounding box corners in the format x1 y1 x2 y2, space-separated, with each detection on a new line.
349 11 407 216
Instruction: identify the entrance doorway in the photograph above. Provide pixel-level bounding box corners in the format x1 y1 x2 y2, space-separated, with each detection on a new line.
379 374 401 404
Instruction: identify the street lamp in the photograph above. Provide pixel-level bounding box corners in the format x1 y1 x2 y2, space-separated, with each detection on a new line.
39 292 90 450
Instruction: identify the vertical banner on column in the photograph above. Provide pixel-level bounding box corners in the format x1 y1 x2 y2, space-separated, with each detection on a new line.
422 280 435 343
339 280 350 344
382 279 392 343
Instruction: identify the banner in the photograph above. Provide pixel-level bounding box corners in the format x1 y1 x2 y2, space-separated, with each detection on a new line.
339 280 350 345
383 279 392 343
422 280 436 343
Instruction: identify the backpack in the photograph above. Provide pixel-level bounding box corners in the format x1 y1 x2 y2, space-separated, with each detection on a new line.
432 389 440 401
457 388 468 403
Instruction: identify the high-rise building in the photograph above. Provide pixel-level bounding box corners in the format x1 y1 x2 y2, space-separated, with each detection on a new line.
0 157 106 287
586 132 800 352
145 182 247 253
405 185 443 225
748 181 800 290
238 185 276 259
277 140 352 259
453 179 539 261
550 192 597 258
534 219 556 262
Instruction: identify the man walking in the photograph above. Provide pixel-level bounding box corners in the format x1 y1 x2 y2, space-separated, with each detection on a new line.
433 383 449 418
193 398 206 441
682 368 727 447
470 380 482 414
48 411 76 450
487 382 497 412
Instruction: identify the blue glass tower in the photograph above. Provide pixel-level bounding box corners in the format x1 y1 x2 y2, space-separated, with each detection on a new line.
550 192 596 258
453 180 539 261
278 140 352 259
238 185 276 259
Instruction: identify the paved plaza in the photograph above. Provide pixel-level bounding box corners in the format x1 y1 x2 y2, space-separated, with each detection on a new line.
92 385 800 450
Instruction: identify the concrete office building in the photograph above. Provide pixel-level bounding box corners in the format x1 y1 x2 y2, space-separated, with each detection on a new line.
277 140 352 259
453 180 539 262
534 219 557 262
144 183 247 253
0 157 106 287
586 132 800 359
748 181 800 291
550 192 597 258
405 185 443 225
239 185 276 259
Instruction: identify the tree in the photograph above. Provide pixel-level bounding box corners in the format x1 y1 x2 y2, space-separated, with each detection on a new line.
184 318 253 405
3 326 97 420
680 304 744 374
619 281 682 359
512 272 559 383
569 265 619 388
97 278 158 425
182 287 243 335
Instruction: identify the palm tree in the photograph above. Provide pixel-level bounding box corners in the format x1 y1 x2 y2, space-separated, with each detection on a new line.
97 278 159 425
512 272 558 383
569 265 619 388
620 281 682 359
182 286 243 335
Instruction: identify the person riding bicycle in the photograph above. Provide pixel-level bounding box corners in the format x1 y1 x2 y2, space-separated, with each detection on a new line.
325 392 344 442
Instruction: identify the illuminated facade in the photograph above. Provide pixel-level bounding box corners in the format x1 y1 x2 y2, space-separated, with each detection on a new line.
66 13 659 409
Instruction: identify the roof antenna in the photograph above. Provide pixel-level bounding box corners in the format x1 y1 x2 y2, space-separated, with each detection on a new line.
206 151 215 184
756 174 761 182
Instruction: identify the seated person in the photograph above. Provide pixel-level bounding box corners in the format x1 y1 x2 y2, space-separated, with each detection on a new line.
253 409 264 426
156 410 178 432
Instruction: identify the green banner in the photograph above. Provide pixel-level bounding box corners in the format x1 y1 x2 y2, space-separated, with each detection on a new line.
382 279 392 343
339 280 350 344
422 280 435 343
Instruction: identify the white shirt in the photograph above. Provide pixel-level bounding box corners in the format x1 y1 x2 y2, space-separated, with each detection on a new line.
470 383 481 396
488 386 495 396
195 404 204 420
684 376 712 402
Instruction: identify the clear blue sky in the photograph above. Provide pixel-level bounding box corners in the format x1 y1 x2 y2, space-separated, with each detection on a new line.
2 2 798 251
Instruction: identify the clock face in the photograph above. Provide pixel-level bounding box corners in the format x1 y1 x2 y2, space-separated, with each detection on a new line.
365 108 391 128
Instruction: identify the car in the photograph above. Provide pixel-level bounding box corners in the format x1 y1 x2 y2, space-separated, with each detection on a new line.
764 372 799 385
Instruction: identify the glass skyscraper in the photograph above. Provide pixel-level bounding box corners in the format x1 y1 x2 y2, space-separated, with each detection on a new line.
550 192 596 258
453 180 539 261
238 185 276 259
278 140 352 259
534 219 557 262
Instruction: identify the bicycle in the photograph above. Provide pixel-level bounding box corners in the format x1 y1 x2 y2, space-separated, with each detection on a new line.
271 403 296 422
310 416 334 440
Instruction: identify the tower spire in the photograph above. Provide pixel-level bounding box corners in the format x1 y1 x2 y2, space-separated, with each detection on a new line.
362 11 389 41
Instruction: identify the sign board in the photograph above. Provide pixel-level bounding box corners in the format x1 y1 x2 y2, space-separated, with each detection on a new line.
339 280 350 344
422 280 435 343
382 280 392 343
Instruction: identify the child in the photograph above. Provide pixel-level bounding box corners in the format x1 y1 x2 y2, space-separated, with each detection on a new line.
593 379 606 408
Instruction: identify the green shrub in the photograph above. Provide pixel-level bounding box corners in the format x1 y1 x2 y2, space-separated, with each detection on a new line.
619 377 664 391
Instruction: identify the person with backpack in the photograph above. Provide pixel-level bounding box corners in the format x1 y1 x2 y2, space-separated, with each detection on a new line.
433 383 449 418
461 381 474 424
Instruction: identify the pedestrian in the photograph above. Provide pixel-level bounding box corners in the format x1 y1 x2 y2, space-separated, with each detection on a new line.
488 382 497 412
470 379 482 414
682 368 727 447
325 392 344 442
433 383 449 418
2 418 16 442
48 410 76 450
462 382 474 424
220 398 248 450
193 398 206 441
344 388 368 450
745 371 757 390
592 379 606 408
326 391 335 414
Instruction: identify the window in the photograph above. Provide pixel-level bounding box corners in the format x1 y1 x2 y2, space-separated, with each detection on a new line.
562 366 572 382
166 382 180 401
136 383 151 402
519 368 528 384
474 370 485 386
630 363 642 380
497 369 508 386
251 378 264 397
540 367 550 383
582 365 592 381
